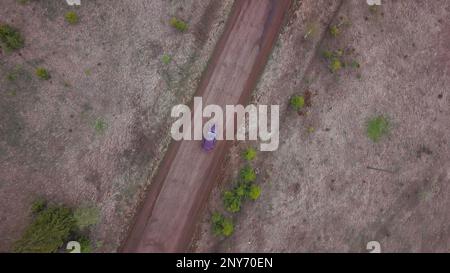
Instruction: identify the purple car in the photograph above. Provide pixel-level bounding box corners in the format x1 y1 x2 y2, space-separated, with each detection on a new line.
202 125 217 151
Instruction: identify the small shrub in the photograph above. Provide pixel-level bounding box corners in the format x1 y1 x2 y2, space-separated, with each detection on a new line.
329 58 342 73
35 67 51 80
290 95 305 111
169 17 188 32
0 24 24 52
211 212 234 237
65 11 79 25
162 54 172 65
367 115 390 142
329 25 340 37
243 147 256 161
94 118 107 134
14 205 76 253
74 206 99 230
248 184 261 201
240 165 256 183
322 50 344 73
223 190 242 213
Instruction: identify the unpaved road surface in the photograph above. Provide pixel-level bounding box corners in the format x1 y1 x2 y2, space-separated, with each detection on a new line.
122 0 291 252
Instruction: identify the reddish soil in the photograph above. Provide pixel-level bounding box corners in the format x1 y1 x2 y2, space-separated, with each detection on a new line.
121 0 291 252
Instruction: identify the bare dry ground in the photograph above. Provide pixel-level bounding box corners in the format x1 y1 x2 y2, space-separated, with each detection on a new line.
0 0 233 252
194 0 450 252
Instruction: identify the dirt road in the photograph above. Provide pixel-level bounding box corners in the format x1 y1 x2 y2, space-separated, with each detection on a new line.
121 0 291 252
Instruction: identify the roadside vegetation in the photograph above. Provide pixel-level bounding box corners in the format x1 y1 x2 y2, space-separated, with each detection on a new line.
211 147 261 237
13 199 98 253
211 212 233 237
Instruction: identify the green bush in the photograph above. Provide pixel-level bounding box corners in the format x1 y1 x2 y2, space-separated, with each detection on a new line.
323 49 344 73
211 212 234 237
65 11 79 25
35 67 50 80
367 115 390 142
223 190 242 213
161 54 172 65
0 24 24 52
74 206 99 230
243 147 257 161
248 184 261 201
224 180 261 212
169 17 188 32
240 165 256 183
14 205 76 253
290 95 305 111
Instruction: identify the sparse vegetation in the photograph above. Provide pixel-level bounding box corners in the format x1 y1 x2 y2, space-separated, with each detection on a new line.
243 147 257 161
211 212 234 237
367 115 390 142
329 58 342 73
5 66 24 82
0 24 24 52
329 25 341 37
94 118 107 134
350 60 360 69
74 206 99 230
323 50 344 73
162 54 172 65
35 67 51 80
65 11 79 25
304 22 318 40
369 5 379 14
169 17 188 32
290 95 305 111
